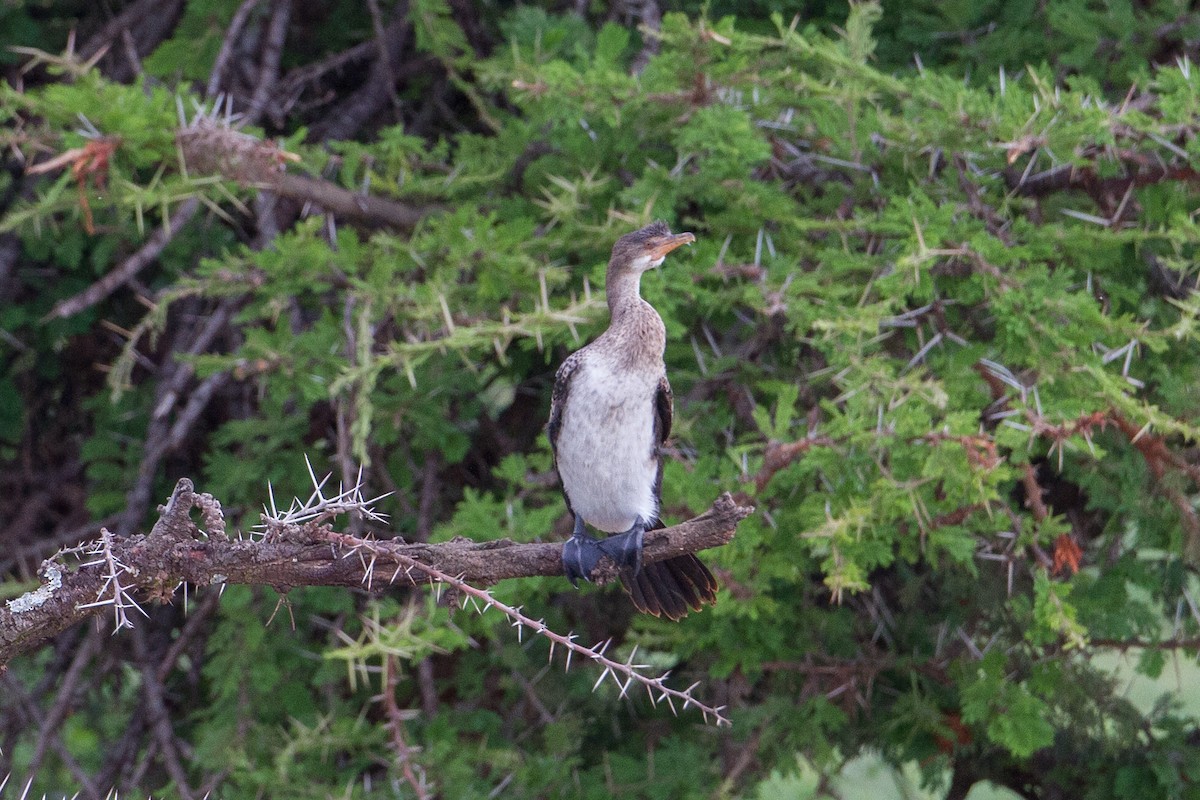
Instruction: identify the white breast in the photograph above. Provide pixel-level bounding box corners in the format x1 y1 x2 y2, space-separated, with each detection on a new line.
554 352 661 533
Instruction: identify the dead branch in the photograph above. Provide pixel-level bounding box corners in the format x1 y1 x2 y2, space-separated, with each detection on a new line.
383 653 432 799
307 4 412 142
955 154 1013 245
386 546 733 725
0 479 753 669
43 198 200 320
273 173 430 230
174 122 433 230
206 0 264 99
1020 463 1049 522
80 0 186 83
1005 160 1200 200
133 626 197 800
245 0 292 124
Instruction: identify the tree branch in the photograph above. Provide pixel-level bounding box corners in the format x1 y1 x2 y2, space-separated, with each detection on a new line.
273 173 430 230
307 4 412 142
43 198 200 320
206 0 264 99
80 0 186 83
245 0 292 125
0 479 753 668
174 121 435 230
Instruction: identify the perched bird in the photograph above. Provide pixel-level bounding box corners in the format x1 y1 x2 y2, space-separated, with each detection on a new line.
547 221 718 620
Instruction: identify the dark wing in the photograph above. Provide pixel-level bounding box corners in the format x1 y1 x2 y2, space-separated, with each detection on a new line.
547 350 584 462
654 374 673 445
650 375 673 517
548 350 584 516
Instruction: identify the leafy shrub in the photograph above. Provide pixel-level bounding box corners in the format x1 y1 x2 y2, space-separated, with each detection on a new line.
3 1 1200 797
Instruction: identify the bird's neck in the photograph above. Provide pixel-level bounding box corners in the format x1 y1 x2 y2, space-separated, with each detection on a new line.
604 267 665 367
606 266 645 319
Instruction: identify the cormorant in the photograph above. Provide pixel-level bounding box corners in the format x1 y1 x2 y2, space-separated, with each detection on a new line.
547 221 718 620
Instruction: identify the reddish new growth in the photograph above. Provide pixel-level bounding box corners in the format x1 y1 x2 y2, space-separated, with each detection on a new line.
27 137 120 234
935 712 974 755
1052 534 1083 576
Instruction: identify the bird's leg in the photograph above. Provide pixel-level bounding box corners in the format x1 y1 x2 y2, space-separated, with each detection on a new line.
562 514 606 586
597 520 645 576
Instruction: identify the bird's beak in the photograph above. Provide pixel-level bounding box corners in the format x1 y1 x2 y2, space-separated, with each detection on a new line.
648 231 696 260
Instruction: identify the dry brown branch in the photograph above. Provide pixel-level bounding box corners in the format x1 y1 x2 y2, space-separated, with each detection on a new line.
43 198 200 320
1020 463 1049 522
955 153 1014 246
382 654 431 799
206 0 264 99
369 541 734 724
1004 406 1200 557
1005 160 1200 199
246 0 292 124
174 121 433 230
754 436 838 493
0 479 753 669
274 173 430 230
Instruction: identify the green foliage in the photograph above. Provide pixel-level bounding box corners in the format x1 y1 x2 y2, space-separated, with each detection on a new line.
960 651 1056 759
5 0 1200 797
142 0 246 81
873 0 1200 88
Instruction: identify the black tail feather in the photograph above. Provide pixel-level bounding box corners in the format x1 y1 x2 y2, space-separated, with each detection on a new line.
619 520 718 620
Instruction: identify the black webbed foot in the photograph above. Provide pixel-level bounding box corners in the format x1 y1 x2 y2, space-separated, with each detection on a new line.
563 514 605 587
597 521 645 576
564 517 648 584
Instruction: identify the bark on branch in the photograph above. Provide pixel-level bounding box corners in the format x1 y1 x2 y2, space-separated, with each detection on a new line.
0 479 753 669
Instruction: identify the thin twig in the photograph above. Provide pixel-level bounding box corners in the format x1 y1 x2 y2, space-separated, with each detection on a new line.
246 0 292 125
207 0 263 99
329 531 732 726
44 197 200 320
382 654 431 799
134 627 198 800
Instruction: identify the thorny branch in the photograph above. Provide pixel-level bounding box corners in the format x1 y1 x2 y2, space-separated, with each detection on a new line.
382 654 432 800
0 476 753 703
173 103 433 230
334 529 734 726
751 359 1200 580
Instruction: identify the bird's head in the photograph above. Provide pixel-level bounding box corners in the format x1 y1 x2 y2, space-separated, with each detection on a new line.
609 220 696 275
